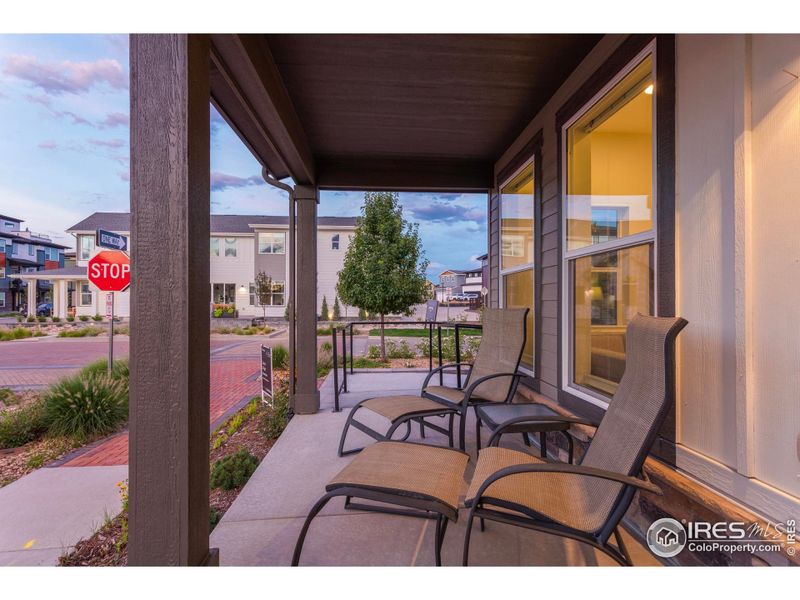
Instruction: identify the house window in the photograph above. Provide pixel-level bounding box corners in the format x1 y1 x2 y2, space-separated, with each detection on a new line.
28 245 33 256
258 232 286 254
499 161 535 372
3 222 13 230
211 283 236 304
79 235 94 260
210 238 220 257
249 281 285 306
47 247 59 261
331 234 340 250
224 238 237 257
0 292 5 308
563 47 655 403
80 281 93 306
0 239 5 252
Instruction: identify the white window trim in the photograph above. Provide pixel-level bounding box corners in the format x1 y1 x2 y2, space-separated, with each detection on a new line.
331 234 340 250
224 237 237 258
79 281 93 306
560 40 658 410
258 232 286 255
498 156 536 377
0 291 5 308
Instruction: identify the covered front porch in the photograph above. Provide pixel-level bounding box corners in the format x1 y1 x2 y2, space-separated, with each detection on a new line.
209 369 659 566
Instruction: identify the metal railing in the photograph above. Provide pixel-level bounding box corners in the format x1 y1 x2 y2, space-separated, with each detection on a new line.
330 320 483 412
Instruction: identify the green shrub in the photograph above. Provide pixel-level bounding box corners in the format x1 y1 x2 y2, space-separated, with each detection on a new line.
51 316 60 323
80 358 129 381
113 326 129 336
258 387 290 439
0 397 49 449
58 326 104 338
36 315 47 323
0 327 34 342
226 413 245 436
0 388 19 407
271 344 289 370
209 507 220 531
210 448 259 490
66 316 75 322
386 339 415 359
26 315 35 323
15 314 23 323
320 295 329 321
332 297 341 320
44 374 128 438
367 344 382 360
92 314 103 322
78 315 89 322
319 341 332 352
316 325 334 336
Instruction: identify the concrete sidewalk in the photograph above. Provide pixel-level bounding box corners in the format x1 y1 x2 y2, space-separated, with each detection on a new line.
0 465 127 566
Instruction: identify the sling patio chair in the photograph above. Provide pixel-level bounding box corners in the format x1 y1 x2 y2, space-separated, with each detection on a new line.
462 314 688 566
337 307 529 456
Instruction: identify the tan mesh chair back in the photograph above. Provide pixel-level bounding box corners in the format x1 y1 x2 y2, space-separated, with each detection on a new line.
578 314 687 527
465 308 529 402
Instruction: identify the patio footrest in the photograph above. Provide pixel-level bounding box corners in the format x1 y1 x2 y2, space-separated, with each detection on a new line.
292 441 469 566
338 395 458 456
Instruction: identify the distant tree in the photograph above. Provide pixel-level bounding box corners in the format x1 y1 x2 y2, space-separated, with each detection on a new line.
254 271 273 318
337 191 429 360
332 296 342 320
320 295 329 321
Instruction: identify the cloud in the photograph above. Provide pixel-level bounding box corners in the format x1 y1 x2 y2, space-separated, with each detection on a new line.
37 140 58 150
88 138 125 148
99 112 128 128
3 55 126 95
118 171 130 182
408 201 486 224
210 172 263 192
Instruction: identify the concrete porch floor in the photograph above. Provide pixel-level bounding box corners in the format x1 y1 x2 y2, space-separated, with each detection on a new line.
210 369 660 566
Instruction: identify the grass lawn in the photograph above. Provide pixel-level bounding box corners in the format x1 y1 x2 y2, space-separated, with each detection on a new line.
368 327 482 338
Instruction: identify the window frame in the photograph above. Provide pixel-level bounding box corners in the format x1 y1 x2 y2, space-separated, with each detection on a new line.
560 40 659 409
498 156 537 377
79 281 93 306
258 232 286 255
210 237 220 257
249 280 285 306
224 237 237 258
79 235 94 261
331 234 340 250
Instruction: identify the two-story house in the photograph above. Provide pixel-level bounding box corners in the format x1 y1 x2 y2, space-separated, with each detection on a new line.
20 212 356 319
436 269 467 301
0 214 68 312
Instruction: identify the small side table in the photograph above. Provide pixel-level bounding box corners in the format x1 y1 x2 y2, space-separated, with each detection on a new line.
475 403 575 463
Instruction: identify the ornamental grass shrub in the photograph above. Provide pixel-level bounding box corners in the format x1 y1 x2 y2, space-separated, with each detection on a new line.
43 374 128 439
0 397 48 449
80 358 129 381
58 326 104 338
0 327 33 342
210 448 259 490
271 344 289 370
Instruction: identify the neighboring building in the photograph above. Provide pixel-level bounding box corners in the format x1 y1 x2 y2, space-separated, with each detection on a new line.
0 214 68 312
461 265 484 296
20 212 356 319
436 269 466 301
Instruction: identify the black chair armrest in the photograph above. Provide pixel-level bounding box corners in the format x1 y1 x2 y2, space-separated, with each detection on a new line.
462 372 525 408
421 362 473 390
486 414 600 446
471 462 662 504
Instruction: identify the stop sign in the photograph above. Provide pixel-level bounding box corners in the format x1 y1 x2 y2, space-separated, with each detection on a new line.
88 250 131 292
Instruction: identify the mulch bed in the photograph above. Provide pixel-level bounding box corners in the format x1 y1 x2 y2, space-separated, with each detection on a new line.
0 436 86 488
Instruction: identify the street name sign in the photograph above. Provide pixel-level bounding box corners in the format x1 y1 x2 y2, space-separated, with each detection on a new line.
96 229 128 252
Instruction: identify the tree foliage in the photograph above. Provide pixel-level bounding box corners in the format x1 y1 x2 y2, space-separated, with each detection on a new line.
337 192 429 358
254 270 273 318
320 295 329 321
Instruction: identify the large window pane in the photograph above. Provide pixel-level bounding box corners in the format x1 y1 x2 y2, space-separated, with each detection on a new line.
566 55 653 251
503 268 534 370
500 165 534 270
571 243 653 397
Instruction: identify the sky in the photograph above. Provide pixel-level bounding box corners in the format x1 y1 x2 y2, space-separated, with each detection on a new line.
0 34 487 278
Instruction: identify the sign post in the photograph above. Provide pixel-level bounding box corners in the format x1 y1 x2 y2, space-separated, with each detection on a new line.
261 345 274 406
88 250 131 376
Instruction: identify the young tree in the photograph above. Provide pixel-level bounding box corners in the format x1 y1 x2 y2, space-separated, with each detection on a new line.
337 191 429 360
332 296 342 320
254 270 273 318
320 295 329 321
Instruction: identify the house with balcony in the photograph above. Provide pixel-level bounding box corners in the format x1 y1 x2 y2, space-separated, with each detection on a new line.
19 211 356 319
0 213 68 312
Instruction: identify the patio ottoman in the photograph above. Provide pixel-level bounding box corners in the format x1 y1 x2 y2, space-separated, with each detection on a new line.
292 441 469 566
337 394 459 456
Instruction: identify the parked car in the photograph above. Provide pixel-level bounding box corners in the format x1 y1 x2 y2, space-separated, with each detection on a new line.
463 292 480 300
36 302 53 317
449 294 468 302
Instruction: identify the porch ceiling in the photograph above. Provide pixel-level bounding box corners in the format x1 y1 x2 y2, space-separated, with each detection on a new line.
209 34 602 191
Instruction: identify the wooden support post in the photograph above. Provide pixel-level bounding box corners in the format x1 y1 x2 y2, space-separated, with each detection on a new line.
128 34 214 566
293 185 320 414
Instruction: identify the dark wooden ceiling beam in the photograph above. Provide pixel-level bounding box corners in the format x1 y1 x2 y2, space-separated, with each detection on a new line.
316 156 493 192
209 34 315 185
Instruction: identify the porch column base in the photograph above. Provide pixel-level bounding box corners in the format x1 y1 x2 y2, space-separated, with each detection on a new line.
293 391 321 415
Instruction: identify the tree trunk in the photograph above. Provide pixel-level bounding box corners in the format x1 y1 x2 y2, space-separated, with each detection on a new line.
380 312 386 361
